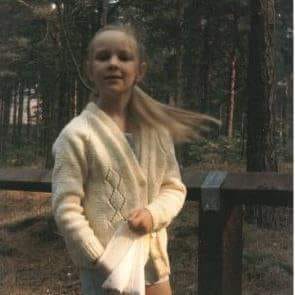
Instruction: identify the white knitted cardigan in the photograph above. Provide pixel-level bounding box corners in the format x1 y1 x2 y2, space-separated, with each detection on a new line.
51 101 187 279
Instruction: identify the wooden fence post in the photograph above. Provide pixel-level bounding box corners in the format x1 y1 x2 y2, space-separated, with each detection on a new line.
198 209 223 295
198 171 243 295
222 202 243 294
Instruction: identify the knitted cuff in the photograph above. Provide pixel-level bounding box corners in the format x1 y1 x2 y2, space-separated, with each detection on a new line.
144 204 160 232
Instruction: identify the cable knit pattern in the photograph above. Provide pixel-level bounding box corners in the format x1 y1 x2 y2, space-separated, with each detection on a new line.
51 101 187 278
105 168 128 222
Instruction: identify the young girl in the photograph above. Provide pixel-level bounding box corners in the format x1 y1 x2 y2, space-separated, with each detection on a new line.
52 25 219 295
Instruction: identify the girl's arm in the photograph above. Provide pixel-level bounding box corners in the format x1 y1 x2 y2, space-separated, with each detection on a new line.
52 129 104 264
144 129 187 232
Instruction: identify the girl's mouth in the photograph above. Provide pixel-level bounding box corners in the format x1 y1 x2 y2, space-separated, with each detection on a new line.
104 75 123 80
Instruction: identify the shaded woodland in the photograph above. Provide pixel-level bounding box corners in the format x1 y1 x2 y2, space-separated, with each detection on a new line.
0 1 293 294
0 0 292 171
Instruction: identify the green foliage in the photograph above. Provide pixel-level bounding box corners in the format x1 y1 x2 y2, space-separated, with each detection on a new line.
0 141 44 167
184 136 246 166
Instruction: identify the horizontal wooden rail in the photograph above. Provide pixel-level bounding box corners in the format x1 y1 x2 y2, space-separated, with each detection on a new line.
184 170 292 206
0 168 293 295
0 168 51 192
0 168 292 206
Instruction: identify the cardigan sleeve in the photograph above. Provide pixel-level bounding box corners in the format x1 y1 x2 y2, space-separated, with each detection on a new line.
145 129 187 231
51 127 104 263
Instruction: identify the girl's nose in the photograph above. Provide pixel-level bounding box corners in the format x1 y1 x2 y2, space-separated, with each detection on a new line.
109 55 119 67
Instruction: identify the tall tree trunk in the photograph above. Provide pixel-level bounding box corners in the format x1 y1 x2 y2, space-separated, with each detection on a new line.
77 12 90 114
199 0 216 114
183 0 201 110
200 20 210 113
17 82 24 147
0 93 3 157
170 0 184 108
227 53 237 138
247 0 278 172
12 87 18 145
0 85 12 160
240 112 246 159
26 88 31 139
73 79 78 116
285 73 293 158
246 0 278 227
172 0 185 170
288 79 293 154
35 88 41 160
227 12 239 139
281 87 287 145
101 0 109 26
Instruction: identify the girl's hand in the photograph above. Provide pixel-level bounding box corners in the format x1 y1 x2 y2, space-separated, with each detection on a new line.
127 208 153 234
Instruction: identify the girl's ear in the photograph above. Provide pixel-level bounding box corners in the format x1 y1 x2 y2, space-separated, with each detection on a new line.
136 62 147 83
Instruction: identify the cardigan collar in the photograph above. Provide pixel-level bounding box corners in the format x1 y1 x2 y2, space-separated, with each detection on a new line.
85 101 148 187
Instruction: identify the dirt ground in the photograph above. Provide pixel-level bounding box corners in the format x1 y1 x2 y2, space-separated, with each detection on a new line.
0 189 292 295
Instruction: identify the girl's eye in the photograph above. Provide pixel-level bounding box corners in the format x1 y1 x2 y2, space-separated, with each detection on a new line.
118 51 134 61
95 51 110 61
94 50 135 62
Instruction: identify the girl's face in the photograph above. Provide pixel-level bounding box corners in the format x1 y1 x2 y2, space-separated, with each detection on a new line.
88 30 145 98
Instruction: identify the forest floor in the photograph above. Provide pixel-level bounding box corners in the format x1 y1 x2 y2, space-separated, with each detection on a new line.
0 161 292 295
0 191 293 295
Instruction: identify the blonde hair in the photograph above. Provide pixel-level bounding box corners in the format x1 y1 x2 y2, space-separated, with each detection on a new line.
87 25 221 143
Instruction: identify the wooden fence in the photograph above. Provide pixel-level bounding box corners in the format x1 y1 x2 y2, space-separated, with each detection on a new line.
0 168 292 295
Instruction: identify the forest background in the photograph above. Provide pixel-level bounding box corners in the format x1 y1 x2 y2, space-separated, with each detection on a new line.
0 0 292 172
0 0 293 294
